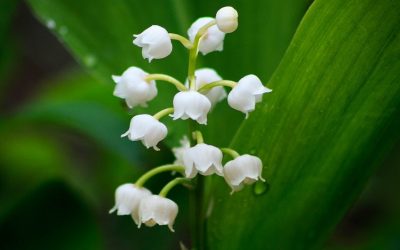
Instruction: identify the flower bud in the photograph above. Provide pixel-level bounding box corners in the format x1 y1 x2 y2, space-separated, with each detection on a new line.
223 154 265 193
121 114 167 150
112 67 157 108
172 136 191 165
172 91 211 125
133 25 172 62
183 143 223 178
216 6 238 33
138 195 178 232
188 17 225 55
227 74 272 117
109 183 152 224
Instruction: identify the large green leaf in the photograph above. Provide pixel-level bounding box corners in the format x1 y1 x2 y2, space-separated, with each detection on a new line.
207 0 400 249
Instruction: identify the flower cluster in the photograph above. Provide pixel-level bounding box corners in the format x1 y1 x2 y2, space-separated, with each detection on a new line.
110 6 272 232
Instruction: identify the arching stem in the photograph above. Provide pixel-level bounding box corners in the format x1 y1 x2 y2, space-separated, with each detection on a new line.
145 74 187 91
159 177 191 197
221 148 240 159
198 80 237 93
135 165 185 187
153 108 174 120
169 33 193 49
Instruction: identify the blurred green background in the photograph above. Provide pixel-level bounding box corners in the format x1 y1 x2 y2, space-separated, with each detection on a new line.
0 0 399 249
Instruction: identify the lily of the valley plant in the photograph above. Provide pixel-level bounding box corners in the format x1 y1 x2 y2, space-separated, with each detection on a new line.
110 5 272 239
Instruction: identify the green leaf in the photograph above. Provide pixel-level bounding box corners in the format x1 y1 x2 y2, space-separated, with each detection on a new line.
207 0 400 249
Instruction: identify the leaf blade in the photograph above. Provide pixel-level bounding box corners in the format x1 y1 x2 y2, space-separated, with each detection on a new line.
207 0 400 249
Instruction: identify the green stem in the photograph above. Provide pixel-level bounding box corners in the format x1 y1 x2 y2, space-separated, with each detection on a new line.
198 80 237 93
169 33 193 49
221 148 240 159
135 165 185 187
186 20 216 250
195 175 205 250
188 20 217 90
145 74 187 91
193 130 204 144
153 107 174 120
159 177 191 197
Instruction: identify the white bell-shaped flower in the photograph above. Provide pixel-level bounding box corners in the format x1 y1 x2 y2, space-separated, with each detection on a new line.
183 143 223 178
185 68 227 107
223 154 265 193
121 114 167 151
188 17 225 55
227 74 272 117
109 183 152 224
216 6 239 33
172 91 211 125
133 25 172 62
172 136 191 165
112 67 157 108
138 195 178 232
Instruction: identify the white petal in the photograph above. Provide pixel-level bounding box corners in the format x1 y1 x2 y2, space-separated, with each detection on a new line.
183 143 223 177
133 25 172 61
238 74 272 95
138 195 178 232
123 114 167 150
112 75 122 83
191 68 226 106
112 67 158 108
223 154 264 193
110 183 151 224
172 91 211 124
188 17 225 55
227 85 256 114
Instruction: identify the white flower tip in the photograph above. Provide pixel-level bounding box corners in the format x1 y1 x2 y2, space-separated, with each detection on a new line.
109 206 117 214
260 176 266 182
121 131 129 138
153 145 160 151
245 113 249 119
112 75 121 83
216 6 238 33
168 225 175 232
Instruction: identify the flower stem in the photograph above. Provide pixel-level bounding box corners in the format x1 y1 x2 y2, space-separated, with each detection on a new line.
135 164 185 187
153 107 174 120
145 74 187 91
198 80 237 93
193 130 204 144
221 148 240 159
194 175 205 250
188 20 217 90
169 33 193 49
159 177 191 197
